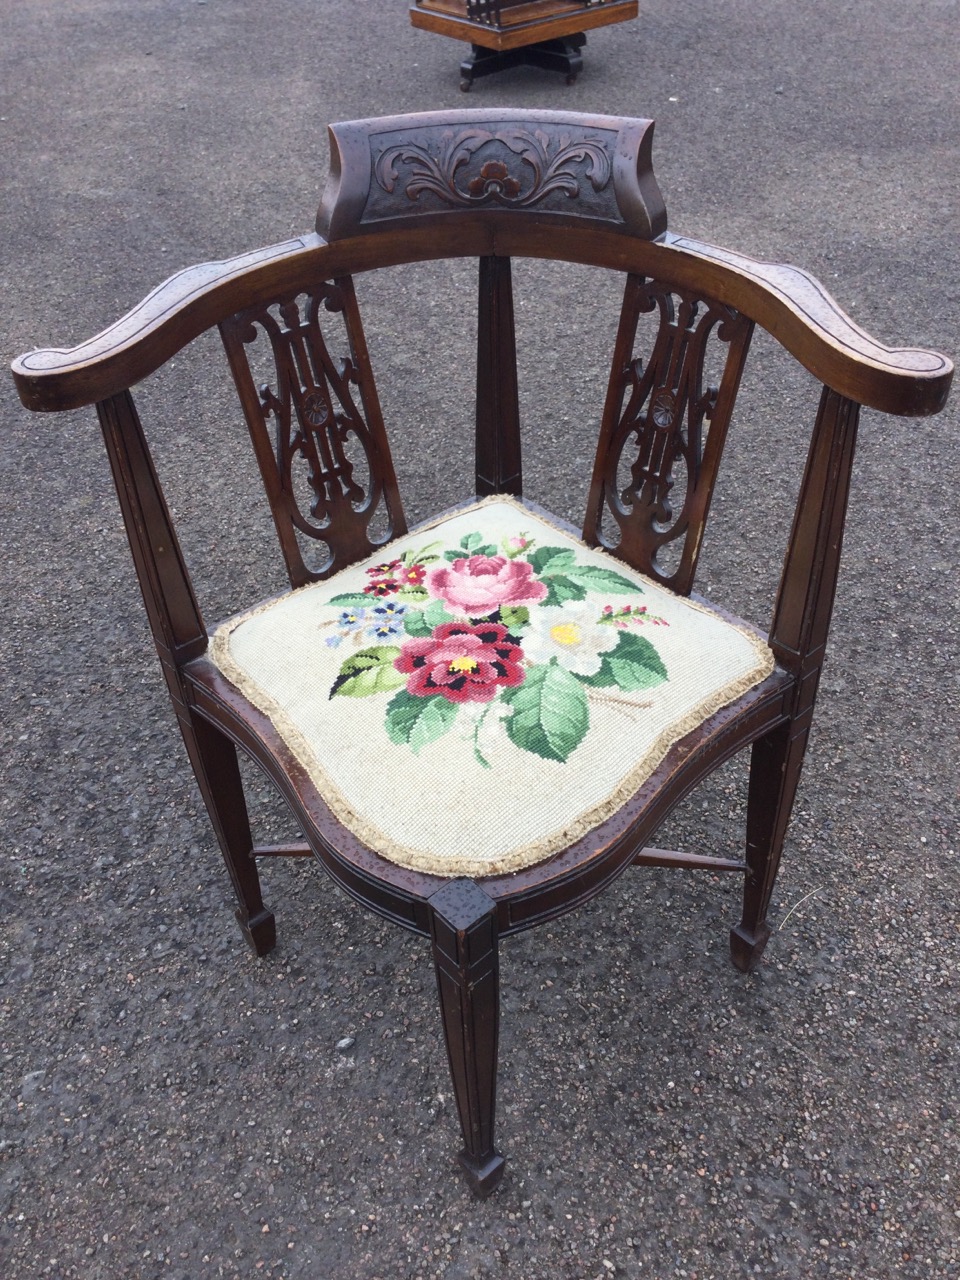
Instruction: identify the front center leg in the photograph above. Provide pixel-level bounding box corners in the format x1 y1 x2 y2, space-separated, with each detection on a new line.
428 878 505 1197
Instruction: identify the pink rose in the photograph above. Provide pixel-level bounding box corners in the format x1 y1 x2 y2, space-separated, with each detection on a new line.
426 554 547 616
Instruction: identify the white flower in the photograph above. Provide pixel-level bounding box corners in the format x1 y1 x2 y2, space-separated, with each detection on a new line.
521 601 620 676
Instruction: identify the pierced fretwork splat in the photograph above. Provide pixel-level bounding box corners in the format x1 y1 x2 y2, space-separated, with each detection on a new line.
221 277 405 587
584 274 753 595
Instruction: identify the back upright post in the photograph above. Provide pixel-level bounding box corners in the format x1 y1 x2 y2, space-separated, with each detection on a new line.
475 255 522 498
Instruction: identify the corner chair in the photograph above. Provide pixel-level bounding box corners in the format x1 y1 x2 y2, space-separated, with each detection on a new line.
11 109 953 1196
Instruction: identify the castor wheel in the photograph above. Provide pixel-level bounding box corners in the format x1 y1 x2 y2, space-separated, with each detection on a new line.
566 73 578 85
460 78 471 92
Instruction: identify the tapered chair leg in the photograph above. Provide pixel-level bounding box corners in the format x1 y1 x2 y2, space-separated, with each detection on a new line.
181 711 276 957
428 879 505 1198
731 719 809 973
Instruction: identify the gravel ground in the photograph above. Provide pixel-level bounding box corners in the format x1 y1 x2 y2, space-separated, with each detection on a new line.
2 2 958 1277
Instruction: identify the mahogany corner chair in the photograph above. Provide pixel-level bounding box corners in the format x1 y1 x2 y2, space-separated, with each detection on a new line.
12 109 952 1198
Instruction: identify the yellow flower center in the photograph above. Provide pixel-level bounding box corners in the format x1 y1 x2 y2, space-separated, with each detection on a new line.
449 656 479 674
550 622 582 647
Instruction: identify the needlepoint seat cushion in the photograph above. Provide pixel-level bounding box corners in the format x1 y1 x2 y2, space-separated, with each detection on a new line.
210 499 775 877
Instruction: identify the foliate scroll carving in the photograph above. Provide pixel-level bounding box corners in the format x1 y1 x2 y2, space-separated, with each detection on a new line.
220 278 405 587
316 111 666 242
373 126 613 212
585 274 754 595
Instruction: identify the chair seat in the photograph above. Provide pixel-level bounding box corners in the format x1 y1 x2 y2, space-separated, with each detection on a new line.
210 499 774 878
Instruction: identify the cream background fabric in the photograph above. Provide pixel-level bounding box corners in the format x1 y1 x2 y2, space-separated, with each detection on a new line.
210 499 774 876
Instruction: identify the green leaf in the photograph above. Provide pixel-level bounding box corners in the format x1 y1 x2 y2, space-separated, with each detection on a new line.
460 532 497 556
578 631 668 692
575 662 617 689
403 597 457 638
405 541 442 565
330 646 406 698
528 545 642 599
607 631 667 690
502 660 589 763
402 610 432 638
529 547 592 606
445 537 497 561
528 546 576 575
542 575 588 607
394 586 429 604
326 592 373 609
499 605 529 632
560 563 644 594
385 690 458 753
424 598 457 629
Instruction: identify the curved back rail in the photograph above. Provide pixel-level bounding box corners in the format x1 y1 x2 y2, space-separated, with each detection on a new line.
12 227 950 419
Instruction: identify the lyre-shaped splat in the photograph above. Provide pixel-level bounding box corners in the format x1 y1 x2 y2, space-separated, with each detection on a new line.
584 274 753 595
221 277 405 586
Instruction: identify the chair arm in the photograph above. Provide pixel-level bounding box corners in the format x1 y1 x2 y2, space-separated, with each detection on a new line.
10 236 323 412
659 234 953 417
11 227 952 421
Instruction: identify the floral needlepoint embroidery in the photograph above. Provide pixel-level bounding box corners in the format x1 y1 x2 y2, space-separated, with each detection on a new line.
427 554 547 615
363 557 404 597
395 621 525 703
324 528 670 764
399 563 427 588
523 600 620 676
212 500 777 875
504 534 530 554
367 602 407 640
369 559 403 576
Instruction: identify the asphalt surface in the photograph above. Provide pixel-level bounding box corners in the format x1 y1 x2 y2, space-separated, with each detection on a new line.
2 2 958 1277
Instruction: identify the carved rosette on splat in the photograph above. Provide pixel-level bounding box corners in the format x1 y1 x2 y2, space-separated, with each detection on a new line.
586 276 754 595
317 110 667 241
220 279 405 587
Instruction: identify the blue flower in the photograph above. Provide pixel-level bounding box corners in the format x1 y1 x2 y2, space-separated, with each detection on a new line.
339 607 367 630
368 621 402 640
366 602 407 640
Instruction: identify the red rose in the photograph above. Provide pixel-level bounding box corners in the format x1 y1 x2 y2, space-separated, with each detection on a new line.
394 622 525 703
